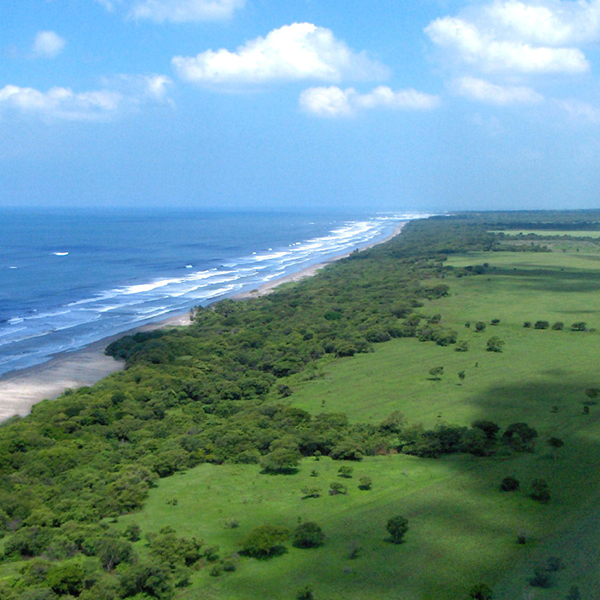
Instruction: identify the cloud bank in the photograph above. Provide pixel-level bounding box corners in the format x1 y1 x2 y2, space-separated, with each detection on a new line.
300 86 440 117
424 0 600 75
0 75 171 121
172 23 389 86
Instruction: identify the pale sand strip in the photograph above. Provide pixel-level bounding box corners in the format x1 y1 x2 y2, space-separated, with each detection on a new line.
0 222 406 421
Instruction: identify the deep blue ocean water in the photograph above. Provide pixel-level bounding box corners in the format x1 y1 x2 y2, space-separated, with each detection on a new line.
0 208 424 377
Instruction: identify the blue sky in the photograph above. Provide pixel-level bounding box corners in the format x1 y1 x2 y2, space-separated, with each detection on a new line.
1 0 600 212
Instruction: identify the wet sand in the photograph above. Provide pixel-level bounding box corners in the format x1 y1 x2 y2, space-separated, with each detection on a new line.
0 222 406 421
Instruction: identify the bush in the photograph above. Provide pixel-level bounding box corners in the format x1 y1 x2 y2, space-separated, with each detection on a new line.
386 515 409 544
358 476 373 490
500 476 520 492
329 482 348 496
292 522 325 548
552 321 564 330
241 525 290 558
468 583 494 599
475 322 486 332
534 320 549 329
486 336 504 352
530 479 551 503
296 585 315 600
337 466 353 479
523 321 532 328
571 322 587 331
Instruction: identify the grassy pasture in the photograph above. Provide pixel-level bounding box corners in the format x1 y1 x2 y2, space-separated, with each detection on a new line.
490 230 600 238
117 249 600 599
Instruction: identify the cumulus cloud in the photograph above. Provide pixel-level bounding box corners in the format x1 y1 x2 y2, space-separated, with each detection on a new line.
130 0 244 22
424 0 600 74
172 23 389 86
33 31 66 59
299 85 441 117
454 76 544 105
0 74 172 121
557 99 600 123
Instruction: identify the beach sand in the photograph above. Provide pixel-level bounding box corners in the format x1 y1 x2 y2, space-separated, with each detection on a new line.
0 222 406 421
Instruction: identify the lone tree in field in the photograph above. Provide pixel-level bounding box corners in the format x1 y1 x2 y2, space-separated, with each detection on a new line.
500 476 520 492
547 437 564 459
468 583 494 599
386 515 409 544
241 525 290 558
486 336 504 352
530 479 551 503
428 366 444 380
292 522 325 549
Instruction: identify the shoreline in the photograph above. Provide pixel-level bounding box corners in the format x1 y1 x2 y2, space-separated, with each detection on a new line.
0 222 406 422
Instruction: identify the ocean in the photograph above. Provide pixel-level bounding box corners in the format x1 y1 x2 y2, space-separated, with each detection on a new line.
0 208 423 377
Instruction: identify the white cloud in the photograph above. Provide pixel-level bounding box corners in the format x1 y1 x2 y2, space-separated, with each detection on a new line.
130 0 244 22
557 98 600 122
0 75 172 121
483 0 600 46
454 76 544 105
299 86 441 117
425 14 588 74
33 31 66 59
172 23 388 86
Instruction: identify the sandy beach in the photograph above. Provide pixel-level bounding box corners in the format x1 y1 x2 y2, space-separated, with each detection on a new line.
0 222 406 422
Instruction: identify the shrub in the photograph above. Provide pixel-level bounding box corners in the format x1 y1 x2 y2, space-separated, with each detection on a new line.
486 336 504 352
241 525 290 558
337 466 354 479
500 476 520 492
530 479 551 503
386 515 409 544
292 522 325 549
468 583 494 599
571 322 587 331
491 319 500 326
523 321 532 328
534 320 549 329
455 341 469 352
358 476 373 490
475 322 486 332
551 321 564 330
329 482 348 496
296 585 315 600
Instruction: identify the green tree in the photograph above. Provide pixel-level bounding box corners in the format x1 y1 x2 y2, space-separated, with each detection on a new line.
337 466 354 479
296 585 316 600
500 476 520 492
358 476 373 490
386 515 409 544
46 561 85 596
428 366 444 379
292 522 325 548
530 479 551 503
475 322 486 332
241 525 290 558
486 336 504 352
469 583 494 599
260 448 301 474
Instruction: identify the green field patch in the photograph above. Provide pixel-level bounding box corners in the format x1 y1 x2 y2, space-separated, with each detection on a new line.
490 230 600 238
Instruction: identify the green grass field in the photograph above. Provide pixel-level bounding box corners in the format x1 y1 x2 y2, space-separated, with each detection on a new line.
110 249 600 599
491 229 600 238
